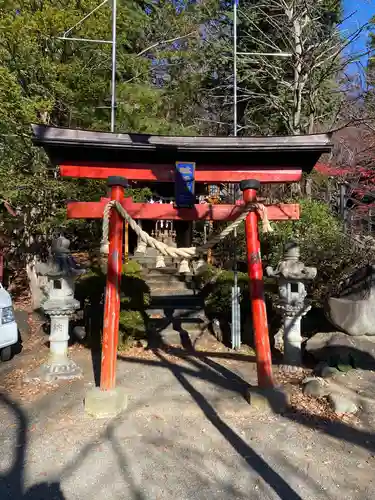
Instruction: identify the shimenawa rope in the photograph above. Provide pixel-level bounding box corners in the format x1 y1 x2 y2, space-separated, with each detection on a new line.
100 200 272 259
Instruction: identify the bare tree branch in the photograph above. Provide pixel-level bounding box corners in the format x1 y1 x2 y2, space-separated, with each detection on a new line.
137 31 197 57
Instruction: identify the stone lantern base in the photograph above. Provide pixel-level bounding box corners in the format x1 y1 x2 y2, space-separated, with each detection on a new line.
39 356 82 383
38 302 82 383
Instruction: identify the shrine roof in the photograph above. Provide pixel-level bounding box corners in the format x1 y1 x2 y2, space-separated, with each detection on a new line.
32 124 332 172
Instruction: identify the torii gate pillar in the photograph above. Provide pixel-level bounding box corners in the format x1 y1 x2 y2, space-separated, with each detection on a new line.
100 176 128 391
85 176 129 418
241 180 273 387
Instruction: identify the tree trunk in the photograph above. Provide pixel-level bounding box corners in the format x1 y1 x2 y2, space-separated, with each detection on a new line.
24 209 44 310
26 258 43 310
305 178 313 198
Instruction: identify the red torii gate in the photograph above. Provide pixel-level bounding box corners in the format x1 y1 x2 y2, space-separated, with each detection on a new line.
32 125 332 394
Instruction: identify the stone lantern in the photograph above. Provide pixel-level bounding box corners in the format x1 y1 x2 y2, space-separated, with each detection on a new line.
36 236 85 382
266 241 317 369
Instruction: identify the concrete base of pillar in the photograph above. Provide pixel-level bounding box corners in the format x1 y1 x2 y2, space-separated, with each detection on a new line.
245 386 290 413
84 387 128 419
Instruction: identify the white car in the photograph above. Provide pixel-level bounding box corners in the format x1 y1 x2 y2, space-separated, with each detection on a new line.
0 283 18 361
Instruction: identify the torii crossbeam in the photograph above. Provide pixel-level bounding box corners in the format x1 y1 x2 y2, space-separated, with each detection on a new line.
67 197 300 221
32 124 332 398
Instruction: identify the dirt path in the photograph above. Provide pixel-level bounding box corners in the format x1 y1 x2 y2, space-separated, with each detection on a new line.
0 335 375 499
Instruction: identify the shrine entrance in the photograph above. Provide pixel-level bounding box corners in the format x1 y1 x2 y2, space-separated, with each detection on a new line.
32 124 331 398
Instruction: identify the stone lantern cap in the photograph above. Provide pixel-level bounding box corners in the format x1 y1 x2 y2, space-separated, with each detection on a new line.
36 236 85 315
36 236 85 278
266 241 317 282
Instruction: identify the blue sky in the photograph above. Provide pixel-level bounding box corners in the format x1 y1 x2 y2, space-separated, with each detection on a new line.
342 0 374 69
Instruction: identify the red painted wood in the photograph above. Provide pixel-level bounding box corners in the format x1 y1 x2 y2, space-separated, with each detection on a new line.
60 164 302 183
67 200 300 221
242 185 274 388
100 184 124 391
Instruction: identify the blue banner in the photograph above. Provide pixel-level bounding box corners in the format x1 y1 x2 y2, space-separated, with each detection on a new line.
175 162 195 208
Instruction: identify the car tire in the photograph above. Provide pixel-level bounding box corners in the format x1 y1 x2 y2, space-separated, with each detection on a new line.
0 346 12 362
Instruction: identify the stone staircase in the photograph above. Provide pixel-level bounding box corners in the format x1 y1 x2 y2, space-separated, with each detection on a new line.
140 265 208 347
134 246 176 270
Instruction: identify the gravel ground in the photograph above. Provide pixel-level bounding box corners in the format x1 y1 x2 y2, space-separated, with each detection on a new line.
1 340 375 500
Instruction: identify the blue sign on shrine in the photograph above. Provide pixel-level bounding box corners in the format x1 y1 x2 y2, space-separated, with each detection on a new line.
175 162 195 208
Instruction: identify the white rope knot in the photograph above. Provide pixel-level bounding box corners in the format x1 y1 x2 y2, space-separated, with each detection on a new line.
254 203 273 234
100 199 272 258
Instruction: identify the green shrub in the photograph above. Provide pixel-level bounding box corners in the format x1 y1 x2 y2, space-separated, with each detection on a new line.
207 199 372 306
192 263 217 290
122 260 142 276
261 199 341 266
202 270 249 321
196 199 372 341
118 310 146 348
261 199 372 304
75 259 150 349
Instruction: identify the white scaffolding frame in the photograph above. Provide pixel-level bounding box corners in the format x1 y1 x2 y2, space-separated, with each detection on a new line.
57 0 117 132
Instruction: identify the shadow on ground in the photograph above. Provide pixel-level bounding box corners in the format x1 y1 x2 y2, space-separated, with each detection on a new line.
118 342 375 455
2 337 375 499
0 393 65 499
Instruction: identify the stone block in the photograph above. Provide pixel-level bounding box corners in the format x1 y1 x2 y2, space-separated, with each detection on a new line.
320 364 340 379
245 386 289 413
85 387 128 419
306 331 375 370
303 379 331 398
328 392 358 415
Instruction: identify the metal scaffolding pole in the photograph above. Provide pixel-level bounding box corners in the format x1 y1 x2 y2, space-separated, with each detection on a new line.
110 0 117 132
230 0 292 350
231 0 241 350
233 0 238 138
57 0 117 132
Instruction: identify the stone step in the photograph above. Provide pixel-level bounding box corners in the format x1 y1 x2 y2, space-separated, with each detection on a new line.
148 315 205 327
145 275 188 285
148 285 194 296
134 246 176 258
147 280 190 288
143 267 196 296
146 315 210 347
143 267 193 277
146 271 194 292
145 279 194 290
147 313 206 333
147 295 206 328
134 255 178 269
147 310 205 323
136 256 177 263
148 327 207 348
148 294 203 311
146 290 208 347
147 311 204 321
